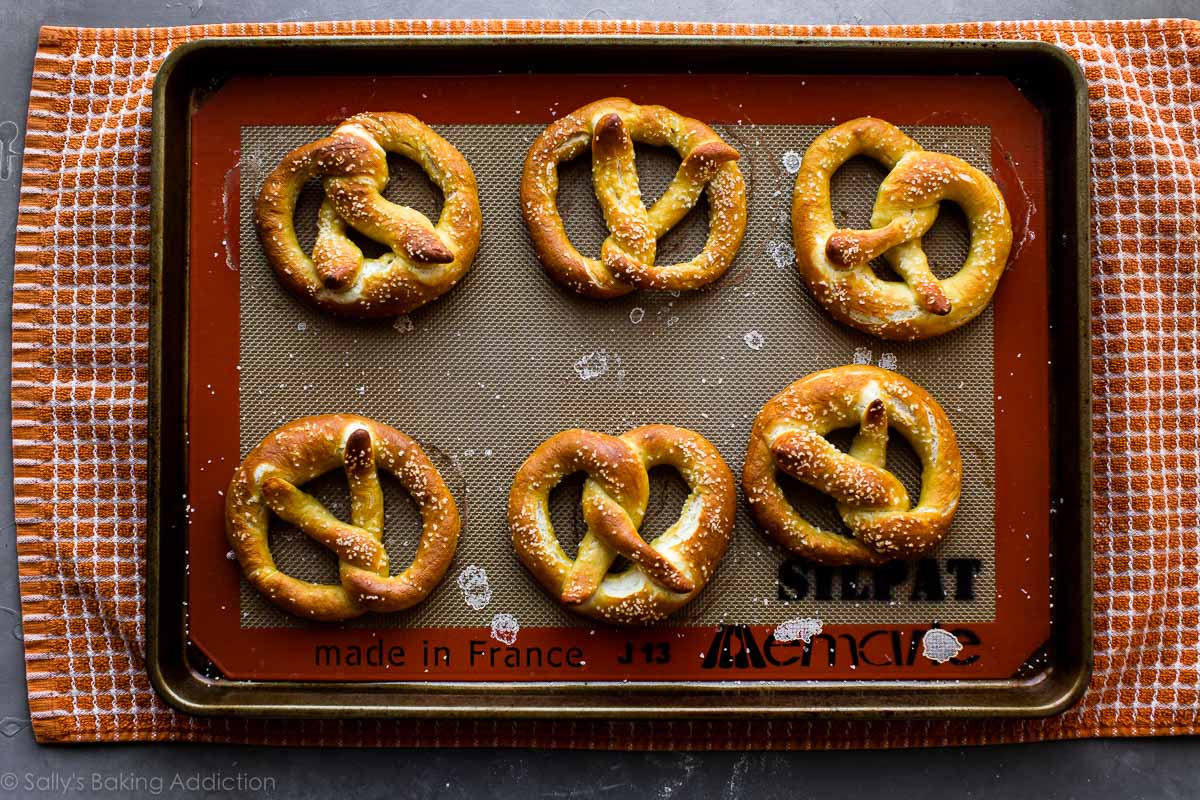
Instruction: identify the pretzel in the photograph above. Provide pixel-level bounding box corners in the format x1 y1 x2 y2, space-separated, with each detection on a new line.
792 117 1012 340
743 366 962 565
256 112 482 318
225 414 460 621
509 426 736 623
520 98 747 298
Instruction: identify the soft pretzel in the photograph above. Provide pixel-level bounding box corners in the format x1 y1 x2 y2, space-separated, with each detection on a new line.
225 414 460 621
743 366 962 565
256 112 482 318
509 426 736 623
520 98 747 298
792 117 1012 340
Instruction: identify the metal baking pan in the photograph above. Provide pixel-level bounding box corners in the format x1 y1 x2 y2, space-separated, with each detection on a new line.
147 35 1091 719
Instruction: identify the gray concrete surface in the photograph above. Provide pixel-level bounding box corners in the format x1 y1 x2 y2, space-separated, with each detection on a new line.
0 0 1195 797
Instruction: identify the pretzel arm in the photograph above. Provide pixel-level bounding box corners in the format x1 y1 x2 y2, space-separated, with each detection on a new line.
644 139 740 236
825 217 912 268
583 490 695 594
311 200 363 291
592 113 656 267
825 205 951 314
324 177 454 265
343 428 383 538
770 428 909 509
882 240 952 315
338 427 462 612
644 175 705 238
559 531 616 605
853 399 892 464
836 399 908 526
261 477 388 572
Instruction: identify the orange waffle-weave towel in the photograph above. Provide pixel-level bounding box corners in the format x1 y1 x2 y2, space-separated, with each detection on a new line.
11 18 1199 745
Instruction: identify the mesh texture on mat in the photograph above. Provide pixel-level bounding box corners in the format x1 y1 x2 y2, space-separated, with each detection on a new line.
236 122 997 629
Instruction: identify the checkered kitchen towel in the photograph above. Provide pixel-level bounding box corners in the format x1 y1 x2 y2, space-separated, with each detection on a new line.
10 18 1199 745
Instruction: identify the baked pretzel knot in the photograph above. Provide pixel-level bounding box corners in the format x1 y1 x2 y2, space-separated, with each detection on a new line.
509 426 736 623
225 415 460 621
520 98 747 298
792 117 1012 340
743 366 962 565
256 112 482 318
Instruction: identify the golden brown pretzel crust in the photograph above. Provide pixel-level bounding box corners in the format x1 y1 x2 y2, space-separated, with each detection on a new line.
508 425 736 623
743 366 962 565
792 117 1012 340
225 414 460 621
520 98 747 299
256 112 482 319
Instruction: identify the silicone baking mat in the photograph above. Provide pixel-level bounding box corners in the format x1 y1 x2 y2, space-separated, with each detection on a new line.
180 69 1053 684
235 122 998 630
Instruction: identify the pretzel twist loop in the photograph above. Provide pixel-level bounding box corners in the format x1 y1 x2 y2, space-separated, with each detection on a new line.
743 366 962 566
256 112 482 318
509 426 736 623
521 98 748 298
225 415 460 621
792 117 1013 340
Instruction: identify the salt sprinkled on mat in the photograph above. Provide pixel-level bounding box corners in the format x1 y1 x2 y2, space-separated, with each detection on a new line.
853 347 873 365
878 352 898 370
629 307 645 324
921 628 963 663
239 150 266 176
781 150 803 174
766 240 795 270
490 613 519 645
295 321 307 332
773 617 823 643
393 315 414 334
456 565 492 610
743 331 764 351
573 350 609 380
